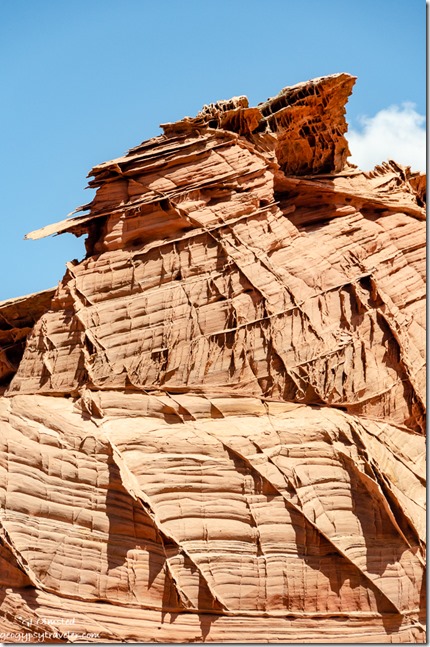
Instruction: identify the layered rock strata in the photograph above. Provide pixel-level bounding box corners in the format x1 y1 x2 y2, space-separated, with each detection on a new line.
0 73 426 643
0 289 55 386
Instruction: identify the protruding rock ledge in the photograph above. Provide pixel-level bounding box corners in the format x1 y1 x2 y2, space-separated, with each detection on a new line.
0 288 55 384
26 73 425 246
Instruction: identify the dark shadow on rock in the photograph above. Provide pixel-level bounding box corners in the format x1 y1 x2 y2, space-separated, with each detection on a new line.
339 453 416 578
105 452 183 615
197 567 224 641
199 609 220 642
0 586 6 609
106 454 164 577
288 496 404 635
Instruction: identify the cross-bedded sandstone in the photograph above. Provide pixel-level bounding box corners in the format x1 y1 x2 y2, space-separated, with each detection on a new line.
0 74 426 643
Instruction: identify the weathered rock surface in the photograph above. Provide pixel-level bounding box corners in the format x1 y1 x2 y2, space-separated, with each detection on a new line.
0 73 426 643
0 289 55 386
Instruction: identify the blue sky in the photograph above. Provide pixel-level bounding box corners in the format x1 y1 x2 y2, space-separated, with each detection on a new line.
0 0 426 301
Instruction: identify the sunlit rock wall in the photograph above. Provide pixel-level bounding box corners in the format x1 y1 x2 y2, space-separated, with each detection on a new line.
0 73 425 643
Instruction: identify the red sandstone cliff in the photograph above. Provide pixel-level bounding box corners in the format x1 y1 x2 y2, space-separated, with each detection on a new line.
0 73 426 643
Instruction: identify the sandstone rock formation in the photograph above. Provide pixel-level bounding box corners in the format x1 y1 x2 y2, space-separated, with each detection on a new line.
0 73 426 643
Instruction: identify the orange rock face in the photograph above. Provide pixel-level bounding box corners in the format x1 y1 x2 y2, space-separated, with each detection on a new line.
0 74 426 643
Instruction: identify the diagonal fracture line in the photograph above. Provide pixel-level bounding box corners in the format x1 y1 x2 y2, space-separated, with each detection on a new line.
106 435 228 612
197 424 416 617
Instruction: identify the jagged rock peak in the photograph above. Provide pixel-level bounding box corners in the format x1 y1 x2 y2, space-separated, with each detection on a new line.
161 73 356 174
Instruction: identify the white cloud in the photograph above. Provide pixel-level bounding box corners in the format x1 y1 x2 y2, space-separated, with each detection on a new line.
347 103 426 172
